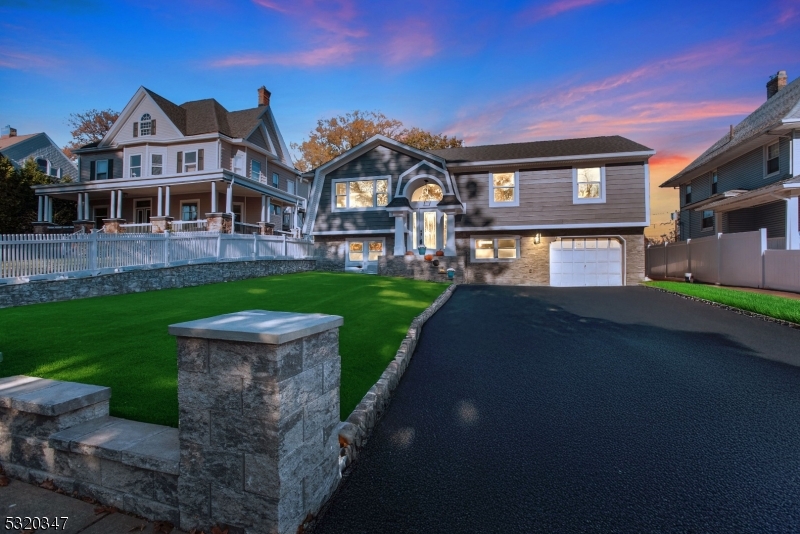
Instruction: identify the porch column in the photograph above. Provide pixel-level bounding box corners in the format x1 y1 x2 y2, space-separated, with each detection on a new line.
110 190 116 218
445 213 456 256
265 196 271 223
38 196 43 221
83 193 90 220
226 183 233 213
393 214 407 256
211 181 217 212
76 194 82 220
293 203 299 229
117 189 123 219
157 187 164 217
47 196 52 222
261 195 267 221
407 212 415 252
787 195 800 250
165 186 170 217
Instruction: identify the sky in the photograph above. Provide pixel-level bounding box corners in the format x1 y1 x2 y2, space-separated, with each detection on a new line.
1 0 798 238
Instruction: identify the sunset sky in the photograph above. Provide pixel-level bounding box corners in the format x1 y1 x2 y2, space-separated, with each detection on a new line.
1 0 798 237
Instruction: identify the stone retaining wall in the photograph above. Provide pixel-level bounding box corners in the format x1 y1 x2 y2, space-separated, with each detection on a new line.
0 259 316 309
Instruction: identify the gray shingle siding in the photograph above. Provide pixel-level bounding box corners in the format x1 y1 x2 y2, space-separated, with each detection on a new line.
1 134 77 181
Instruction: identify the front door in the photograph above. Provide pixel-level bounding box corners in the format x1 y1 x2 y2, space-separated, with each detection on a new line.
345 239 385 274
135 200 151 224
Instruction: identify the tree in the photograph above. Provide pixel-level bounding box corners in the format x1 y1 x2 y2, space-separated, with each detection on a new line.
0 156 75 233
290 111 463 172
63 108 119 160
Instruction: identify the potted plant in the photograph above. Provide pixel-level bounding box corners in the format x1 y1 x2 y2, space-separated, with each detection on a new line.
435 250 444 256
417 244 427 255
447 268 456 280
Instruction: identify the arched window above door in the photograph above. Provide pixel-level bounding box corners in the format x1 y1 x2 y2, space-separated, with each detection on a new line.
411 183 443 203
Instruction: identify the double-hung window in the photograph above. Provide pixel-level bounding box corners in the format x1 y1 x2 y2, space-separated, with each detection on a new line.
685 184 692 205
333 177 390 210
184 151 197 172
251 160 261 181
766 142 780 176
288 180 296 195
472 236 519 261
96 160 109 180
711 171 718 194
573 167 605 203
272 172 279 187
130 155 142 177
151 154 163 176
702 210 714 230
489 172 519 207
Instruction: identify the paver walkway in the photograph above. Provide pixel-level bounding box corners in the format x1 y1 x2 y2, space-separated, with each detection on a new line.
0 478 184 534
313 285 800 533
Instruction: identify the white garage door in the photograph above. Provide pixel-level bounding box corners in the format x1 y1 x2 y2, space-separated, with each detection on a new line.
550 238 623 287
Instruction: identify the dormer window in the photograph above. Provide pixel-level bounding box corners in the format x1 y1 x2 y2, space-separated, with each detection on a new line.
133 114 156 137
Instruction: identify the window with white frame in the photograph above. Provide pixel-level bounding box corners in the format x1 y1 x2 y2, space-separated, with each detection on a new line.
472 236 520 261
573 167 605 203
766 142 780 176
181 201 199 221
288 180 296 195
333 177 390 209
184 151 197 172
140 114 152 136
35 158 49 174
489 172 519 207
233 152 245 175
130 154 142 177
151 154 163 176
251 160 261 181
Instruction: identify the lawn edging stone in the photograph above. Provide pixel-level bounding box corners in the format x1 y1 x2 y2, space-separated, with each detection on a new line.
642 284 800 330
336 283 457 472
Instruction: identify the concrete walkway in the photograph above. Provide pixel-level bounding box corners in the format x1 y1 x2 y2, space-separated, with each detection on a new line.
1 478 185 534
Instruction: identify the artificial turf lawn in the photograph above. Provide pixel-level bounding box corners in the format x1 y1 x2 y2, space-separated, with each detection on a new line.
0 272 447 427
644 281 800 324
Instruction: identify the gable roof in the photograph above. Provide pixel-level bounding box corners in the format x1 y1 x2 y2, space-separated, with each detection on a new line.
661 75 800 188
430 135 653 164
0 133 38 151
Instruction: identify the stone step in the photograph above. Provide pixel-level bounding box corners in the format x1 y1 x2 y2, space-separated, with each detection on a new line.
0 375 110 417
50 416 179 475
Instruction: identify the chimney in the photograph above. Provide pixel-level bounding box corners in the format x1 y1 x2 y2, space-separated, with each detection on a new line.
257 86 271 107
1 125 17 139
766 70 787 99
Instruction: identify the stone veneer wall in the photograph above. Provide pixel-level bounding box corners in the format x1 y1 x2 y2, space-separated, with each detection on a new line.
0 259 316 309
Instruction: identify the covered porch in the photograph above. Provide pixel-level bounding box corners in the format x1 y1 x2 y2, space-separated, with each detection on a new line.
31 170 306 236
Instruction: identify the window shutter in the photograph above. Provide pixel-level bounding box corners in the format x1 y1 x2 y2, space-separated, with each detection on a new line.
107 159 114 178
90 160 95 180
133 122 138 137
151 119 156 136
198 149 204 171
177 151 183 173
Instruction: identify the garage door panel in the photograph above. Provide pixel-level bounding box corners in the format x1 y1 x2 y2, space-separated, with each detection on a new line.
550 237 623 287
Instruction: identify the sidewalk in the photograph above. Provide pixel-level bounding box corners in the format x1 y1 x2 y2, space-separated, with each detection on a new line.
1 478 185 534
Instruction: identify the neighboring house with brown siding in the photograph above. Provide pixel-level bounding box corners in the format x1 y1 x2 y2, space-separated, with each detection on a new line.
304 134 654 286
661 71 800 249
31 86 307 235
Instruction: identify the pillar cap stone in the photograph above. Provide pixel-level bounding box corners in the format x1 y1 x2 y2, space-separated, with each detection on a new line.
168 310 343 344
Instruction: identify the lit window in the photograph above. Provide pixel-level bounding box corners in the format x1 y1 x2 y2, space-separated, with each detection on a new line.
140 114 152 136
349 241 363 262
489 172 518 206
411 184 443 203
130 154 141 177
423 212 437 249
251 160 261 181
575 168 603 201
702 210 714 230
368 241 383 261
472 236 519 261
334 178 390 209
151 154 163 176
766 142 780 175
96 160 108 180
184 151 197 172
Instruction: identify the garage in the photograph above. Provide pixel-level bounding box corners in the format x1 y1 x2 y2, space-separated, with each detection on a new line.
550 237 623 287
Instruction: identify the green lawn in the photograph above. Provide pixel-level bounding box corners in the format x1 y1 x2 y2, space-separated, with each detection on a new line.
644 281 800 324
0 272 448 427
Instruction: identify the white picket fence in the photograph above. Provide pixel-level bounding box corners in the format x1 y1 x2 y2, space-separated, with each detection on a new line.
0 231 315 283
646 228 800 292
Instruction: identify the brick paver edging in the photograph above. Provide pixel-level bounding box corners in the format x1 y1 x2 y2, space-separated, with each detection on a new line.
335 283 458 470
642 284 800 330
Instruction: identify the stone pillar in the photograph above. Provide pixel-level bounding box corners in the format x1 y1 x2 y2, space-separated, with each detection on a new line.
206 212 232 233
259 221 276 235
169 310 343 534
102 218 125 234
151 216 173 233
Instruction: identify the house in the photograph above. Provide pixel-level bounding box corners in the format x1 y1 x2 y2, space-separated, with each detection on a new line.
0 126 77 181
661 71 800 249
31 86 308 235
304 134 654 286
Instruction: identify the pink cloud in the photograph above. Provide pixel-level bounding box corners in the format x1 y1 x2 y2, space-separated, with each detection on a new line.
0 49 59 71
211 41 360 67
382 18 439 64
522 0 608 23
776 0 799 24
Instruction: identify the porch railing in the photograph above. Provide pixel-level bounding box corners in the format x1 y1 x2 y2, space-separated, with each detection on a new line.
234 221 260 234
171 219 208 232
119 223 153 234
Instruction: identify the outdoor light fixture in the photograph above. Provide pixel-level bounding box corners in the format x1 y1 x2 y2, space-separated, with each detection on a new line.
534 233 541 245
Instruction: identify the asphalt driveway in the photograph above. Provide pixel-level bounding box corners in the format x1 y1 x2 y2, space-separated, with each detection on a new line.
313 285 800 533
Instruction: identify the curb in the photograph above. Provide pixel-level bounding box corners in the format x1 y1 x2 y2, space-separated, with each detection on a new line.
642 285 800 330
336 283 458 471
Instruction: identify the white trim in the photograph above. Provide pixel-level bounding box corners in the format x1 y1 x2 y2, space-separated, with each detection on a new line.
765 140 781 178
455 221 648 231
549 235 627 287
488 171 520 208
267 108 295 167
149 149 166 177
330 175 392 212
128 152 144 178
133 197 152 224
402 174 447 200
313 229 394 235
100 87 185 147
179 198 201 221
470 234 521 262
314 134 447 176
344 237 387 272
397 160 451 196
444 150 656 168
572 166 606 204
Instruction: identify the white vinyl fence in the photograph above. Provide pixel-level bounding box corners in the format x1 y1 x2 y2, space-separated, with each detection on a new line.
1 231 315 283
647 228 800 292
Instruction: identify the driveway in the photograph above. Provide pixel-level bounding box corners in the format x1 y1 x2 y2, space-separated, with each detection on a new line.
313 286 800 533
